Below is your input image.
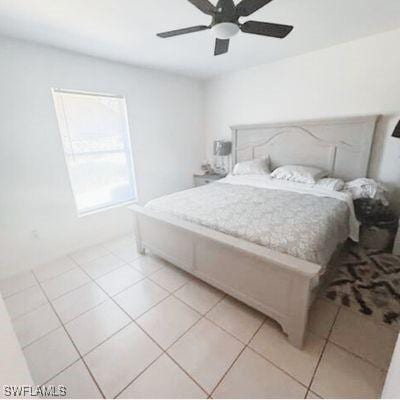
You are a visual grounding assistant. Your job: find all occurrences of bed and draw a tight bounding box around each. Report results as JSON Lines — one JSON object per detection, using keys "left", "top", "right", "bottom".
{"left": 129, "top": 115, "right": 378, "bottom": 348}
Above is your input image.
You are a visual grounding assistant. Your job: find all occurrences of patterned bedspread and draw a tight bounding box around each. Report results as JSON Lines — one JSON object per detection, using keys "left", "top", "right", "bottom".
{"left": 146, "top": 182, "right": 350, "bottom": 265}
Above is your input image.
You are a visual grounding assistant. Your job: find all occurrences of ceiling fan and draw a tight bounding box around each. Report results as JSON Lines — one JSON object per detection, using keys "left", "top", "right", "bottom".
{"left": 157, "top": 0, "right": 294, "bottom": 56}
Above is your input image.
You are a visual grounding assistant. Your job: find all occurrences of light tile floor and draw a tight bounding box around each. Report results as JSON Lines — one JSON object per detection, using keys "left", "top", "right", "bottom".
{"left": 1, "top": 234, "right": 398, "bottom": 399}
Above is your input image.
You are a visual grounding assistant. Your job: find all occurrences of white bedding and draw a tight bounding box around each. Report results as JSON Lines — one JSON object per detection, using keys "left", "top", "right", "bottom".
{"left": 147, "top": 174, "right": 358, "bottom": 265}
{"left": 220, "top": 174, "right": 360, "bottom": 242}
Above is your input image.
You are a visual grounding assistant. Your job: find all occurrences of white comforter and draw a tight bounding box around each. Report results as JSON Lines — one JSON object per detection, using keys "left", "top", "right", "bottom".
{"left": 147, "top": 174, "right": 358, "bottom": 265}
{"left": 220, "top": 174, "right": 360, "bottom": 242}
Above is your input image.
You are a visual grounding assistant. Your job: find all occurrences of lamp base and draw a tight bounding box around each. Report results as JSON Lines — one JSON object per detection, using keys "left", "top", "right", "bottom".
{"left": 213, "top": 155, "right": 230, "bottom": 175}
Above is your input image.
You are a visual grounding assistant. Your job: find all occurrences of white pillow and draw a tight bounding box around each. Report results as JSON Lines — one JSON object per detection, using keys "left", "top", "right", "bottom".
{"left": 232, "top": 157, "right": 271, "bottom": 175}
{"left": 316, "top": 177, "right": 344, "bottom": 191}
{"left": 271, "top": 165, "right": 327, "bottom": 184}
{"left": 344, "top": 178, "right": 389, "bottom": 205}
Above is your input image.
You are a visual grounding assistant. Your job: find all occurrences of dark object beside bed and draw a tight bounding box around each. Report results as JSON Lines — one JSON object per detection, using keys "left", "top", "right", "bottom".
{"left": 355, "top": 199, "right": 399, "bottom": 252}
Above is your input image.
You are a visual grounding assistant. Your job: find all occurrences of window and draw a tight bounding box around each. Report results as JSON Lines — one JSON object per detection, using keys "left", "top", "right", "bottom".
{"left": 52, "top": 89, "right": 137, "bottom": 216}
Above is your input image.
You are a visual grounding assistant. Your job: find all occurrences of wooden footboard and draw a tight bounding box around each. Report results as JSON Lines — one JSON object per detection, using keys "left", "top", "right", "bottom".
{"left": 129, "top": 204, "right": 323, "bottom": 348}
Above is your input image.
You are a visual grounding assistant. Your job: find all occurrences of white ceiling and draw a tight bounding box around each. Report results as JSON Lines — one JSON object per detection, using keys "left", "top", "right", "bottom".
{"left": 0, "top": 0, "right": 399, "bottom": 79}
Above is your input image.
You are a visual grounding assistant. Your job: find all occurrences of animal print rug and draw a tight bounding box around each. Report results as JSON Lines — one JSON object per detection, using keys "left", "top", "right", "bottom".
{"left": 323, "top": 243, "right": 400, "bottom": 329}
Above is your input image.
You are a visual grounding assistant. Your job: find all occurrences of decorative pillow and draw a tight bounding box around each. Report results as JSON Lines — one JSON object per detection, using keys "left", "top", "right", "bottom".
{"left": 344, "top": 178, "right": 389, "bottom": 205}
{"left": 316, "top": 178, "right": 345, "bottom": 191}
{"left": 232, "top": 157, "right": 271, "bottom": 175}
{"left": 271, "top": 165, "right": 327, "bottom": 184}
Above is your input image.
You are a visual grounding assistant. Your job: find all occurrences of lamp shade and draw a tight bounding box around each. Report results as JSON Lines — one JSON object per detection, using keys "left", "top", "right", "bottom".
{"left": 213, "top": 140, "right": 232, "bottom": 156}
{"left": 392, "top": 120, "right": 400, "bottom": 138}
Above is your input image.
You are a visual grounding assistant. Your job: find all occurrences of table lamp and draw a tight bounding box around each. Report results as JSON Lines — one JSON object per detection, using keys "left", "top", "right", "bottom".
{"left": 213, "top": 140, "right": 232, "bottom": 174}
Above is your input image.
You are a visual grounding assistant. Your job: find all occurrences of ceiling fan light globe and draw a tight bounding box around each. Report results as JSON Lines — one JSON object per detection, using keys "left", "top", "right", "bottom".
{"left": 211, "top": 22, "right": 240, "bottom": 39}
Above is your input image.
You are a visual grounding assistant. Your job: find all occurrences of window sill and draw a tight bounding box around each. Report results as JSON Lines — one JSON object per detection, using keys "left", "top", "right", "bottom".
{"left": 77, "top": 199, "right": 138, "bottom": 218}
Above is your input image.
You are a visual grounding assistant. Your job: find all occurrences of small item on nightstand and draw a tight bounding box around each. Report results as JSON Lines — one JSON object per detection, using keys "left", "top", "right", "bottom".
{"left": 200, "top": 160, "right": 213, "bottom": 175}
{"left": 193, "top": 172, "right": 227, "bottom": 187}
{"left": 355, "top": 198, "right": 399, "bottom": 252}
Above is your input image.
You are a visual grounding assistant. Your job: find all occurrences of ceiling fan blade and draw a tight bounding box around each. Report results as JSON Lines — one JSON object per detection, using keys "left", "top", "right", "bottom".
{"left": 236, "top": 0, "right": 274, "bottom": 17}
{"left": 214, "top": 38, "right": 230, "bottom": 56}
{"left": 157, "top": 25, "right": 210, "bottom": 38}
{"left": 241, "top": 21, "right": 293, "bottom": 38}
{"left": 187, "top": 0, "right": 217, "bottom": 15}
{"left": 217, "top": 0, "right": 236, "bottom": 18}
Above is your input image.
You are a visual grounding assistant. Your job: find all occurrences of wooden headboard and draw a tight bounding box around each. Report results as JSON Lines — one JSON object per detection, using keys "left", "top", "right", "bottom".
{"left": 231, "top": 115, "right": 379, "bottom": 181}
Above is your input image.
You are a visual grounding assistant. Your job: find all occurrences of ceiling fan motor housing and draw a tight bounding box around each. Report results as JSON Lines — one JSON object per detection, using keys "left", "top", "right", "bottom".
{"left": 211, "top": 0, "right": 240, "bottom": 39}
{"left": 211, "top": 22, "right": 240, "bottom": 39}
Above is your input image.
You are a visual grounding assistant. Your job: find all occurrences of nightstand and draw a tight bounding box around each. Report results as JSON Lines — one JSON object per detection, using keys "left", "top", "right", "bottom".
{"left": 193, "top": 173, "right": 226, "bottom": 187}
{"left": 355, "top": 199, "right": 399, "bottom": 252}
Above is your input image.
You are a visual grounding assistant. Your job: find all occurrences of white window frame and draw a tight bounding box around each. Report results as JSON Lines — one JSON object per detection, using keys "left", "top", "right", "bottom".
{"left": 52, "top": 88, "right": 138, "bottom": 217}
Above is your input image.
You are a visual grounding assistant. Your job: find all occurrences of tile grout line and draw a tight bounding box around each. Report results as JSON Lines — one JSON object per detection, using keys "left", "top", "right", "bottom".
{"left": 106, "top": 244, "right": 143, "bottom": 268}
{"left": 170, "top": 286, "right": 391, "bottom": 397}
{"left": 79, "top": 321, "right": 134, "bottom": 358}
{"left": 31, "top": 271, "right": 107, "bottom": 399}
{"left": 24, "top": 276, "right": 122, "bottom": 332}
{"left": 113, "top": 313, "right": 212, "bottom": 400}
{"left": 110, "top": 275, "right": 230, "bottom": 397}
{"left": 327, "top": 340, "right": 390, "bottom": 372}
{"left": 5, "top": 264, "right": 83, "bottom": 319}
{"left": 103, "top": 264, "right": 228, "bottom": 397}
{"left": 170, "top": 291, "right": 271, "bottom": 347}
{"left": 36, "top": 267, "right": 78, "bottom": 283}
{"left": 0, "top": 243, "right": 111, "bottom": 300}
{"left": 112, "top": 352, "right": 166, "bottom": 399}
{"left": 99, "top": 273, "right": 147, "bottom": 298}
{"left": 94, "top": 292, "right": 209, "bottom": 397}
{"left": 246, "top": 344, "right": 310, "bottom": 391}
{"left": 76, "top": 257, "right": 212, "bottom": 398}
{"left": 39, "top": 269, "right": 92, "bottom": 302}
{"left": 209, "top": 315, "right": 267, "bottom": 397}
{"left": 32, "top": 269, "right": 102, "bottom": 390}
{"left": 20, "top": 323, "right": 62, "bottom": 350}
{"left": 53, "top": 297, "right": 110, "bottom": 327}
{"left": 166, "top": 287, "right": 313, "bottom": 393}
{"left": 34, "top": 260, "right": 78, "bottom": 285}
{"left": 305, "top": 303, "right": 342, "bottom": 398}
{"left": 1, "top": 283, "right": 38, "bottom": 300}
{"left": 1, "top": 235, "right": 137, "bottom": 309}
{"left": 77, "top": 258, "right": 156, "bottom": 325}
{"left": 7, "top": 259, "right": 183, "bottom": 329}
{"left": 49, "top": 262, "right": 167, "bottom": 328}
{"left": 10, "top": 299, "right": 52, "bottom": 327}
{"left": 69, "top": 243, "right": 113, "bottom": 265}
{"left": 77, "top": 249, "right": 169, "bottom": 299}
{"left": 82, "top": 261, "right": 130, "bottom": 281}
{"left": 164, "top": 352, "right": 210, "bottom": 398}
{"left": 63, "top": 256, "right": 195, "bottom": 357}
{"left": 41, "top": 255, "right": 129, "bottom": 388}
{"left": 324, "top": 306, "right": 393, "bottom": 372}
{"left": 115, "top": 285, "right": 229, "bottom": 397}
{"left": 323, "top": 294, "right": 400, "bottom": 333}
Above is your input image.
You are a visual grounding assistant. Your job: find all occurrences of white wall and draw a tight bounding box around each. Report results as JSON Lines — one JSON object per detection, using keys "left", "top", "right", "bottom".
{"left": 204, "top": 28, "right": 400, "bottom": 210}
{"left": 0, "top": 36, "right": 204, "bottom": 279}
